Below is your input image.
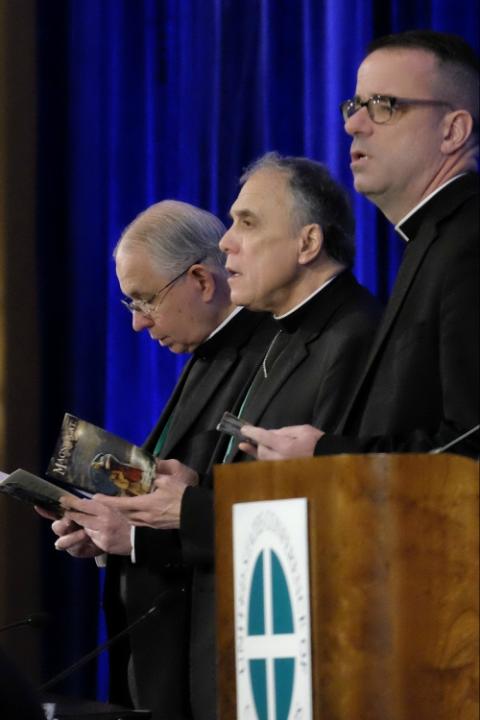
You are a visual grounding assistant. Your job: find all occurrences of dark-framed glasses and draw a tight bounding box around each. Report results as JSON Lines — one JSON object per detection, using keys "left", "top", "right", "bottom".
{"left": 340, "top": 94, "right": 453, "bottom": 124}
{"left": 121, "top": 257, "right": 203, "bottom": 316}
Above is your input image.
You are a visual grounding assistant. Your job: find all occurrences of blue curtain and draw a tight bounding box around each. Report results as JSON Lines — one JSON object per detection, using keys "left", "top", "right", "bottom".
{"left": 35, "top": 0, "right": 479, "bottom": 699}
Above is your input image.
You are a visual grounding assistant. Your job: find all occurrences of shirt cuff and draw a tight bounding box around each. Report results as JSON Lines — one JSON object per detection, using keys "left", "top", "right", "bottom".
{"left": 130, "top": 526, "right": 136, "bottom": 563}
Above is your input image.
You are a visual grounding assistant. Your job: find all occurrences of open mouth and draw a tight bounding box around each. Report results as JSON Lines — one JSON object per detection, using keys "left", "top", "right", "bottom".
{"left": 150, "top": 334, "right": 168, "bottom": 346}
{"left": 350, "top": 150, "right": 367, "bottom": 163}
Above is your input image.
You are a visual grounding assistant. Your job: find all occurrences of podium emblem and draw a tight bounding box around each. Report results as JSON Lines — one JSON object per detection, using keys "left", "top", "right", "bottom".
{"left": 233, "top": 498, "right": 312, "bottom": 720}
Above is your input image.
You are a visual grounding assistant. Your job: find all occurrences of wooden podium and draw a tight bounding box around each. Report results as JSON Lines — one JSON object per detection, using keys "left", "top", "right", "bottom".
{"left": 214, "top": 453, "right": 479, "bottom": 720}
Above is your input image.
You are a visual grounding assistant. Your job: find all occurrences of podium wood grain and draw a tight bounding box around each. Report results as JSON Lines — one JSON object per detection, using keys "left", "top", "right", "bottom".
{"left": 214, "top": 453, "right": 479, "bottom": 720}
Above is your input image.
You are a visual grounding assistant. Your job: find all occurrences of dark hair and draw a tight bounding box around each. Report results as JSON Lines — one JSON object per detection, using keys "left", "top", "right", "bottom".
{"left": 240, "top": 152, "right": 355, "bottom": 267}
{"left": 367, "top": 30, "right": 479, "bottom": 132}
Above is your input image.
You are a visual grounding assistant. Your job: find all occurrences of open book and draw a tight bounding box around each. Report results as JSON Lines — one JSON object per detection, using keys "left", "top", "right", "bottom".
{"left": 0, "top": 413, "right": 156, "bottom": 515}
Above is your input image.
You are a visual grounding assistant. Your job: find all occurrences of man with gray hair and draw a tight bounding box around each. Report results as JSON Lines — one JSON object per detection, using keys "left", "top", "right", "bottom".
{"left": 86, "top": 153, "right": 382, "bottom": 718}
{"left": 46, "top": 199, "right": 276, "bottom": 719}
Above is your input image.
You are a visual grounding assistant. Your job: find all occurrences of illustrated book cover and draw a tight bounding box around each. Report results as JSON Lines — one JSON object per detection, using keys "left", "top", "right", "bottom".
{"left": 0, "top": 413, "right": 156, "bottom": 515}
{"left": 46, "top": 413, "right": 156, "bottom": 497}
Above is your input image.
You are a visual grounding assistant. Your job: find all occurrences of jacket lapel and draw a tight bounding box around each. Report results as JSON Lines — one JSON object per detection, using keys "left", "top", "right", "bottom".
{"left": 360, "top": 221, "right": 436, "bottom": 376}
{"left": 229, "top": 273, "right": 357, "bottom": 459}
{"left": 240, "top": 339, "right": 308, "bottom": 427}
{"left": 160, "top": 349, "right": 241, "bottom": 457}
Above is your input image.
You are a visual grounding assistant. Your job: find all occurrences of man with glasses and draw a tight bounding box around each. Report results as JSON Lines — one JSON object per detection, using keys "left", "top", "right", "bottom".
{"left": 71, "top": 153, "right": 381, "bottom": 719}
{"left": 240, "top": 30, "right": 479, "bottom": 459}
{"left": 45, "top": 199, "right": 276, "bottom": 720}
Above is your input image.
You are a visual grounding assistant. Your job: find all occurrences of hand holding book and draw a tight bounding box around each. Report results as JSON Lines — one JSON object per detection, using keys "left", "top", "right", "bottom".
{"left": 91, "top": 458, "right": 199, "bottom": 530}
{"left": 57, "top": 495, "right": 133, "bottom": 556}
{"left": 0, "top": 413, "right": 157, "bottom": 516}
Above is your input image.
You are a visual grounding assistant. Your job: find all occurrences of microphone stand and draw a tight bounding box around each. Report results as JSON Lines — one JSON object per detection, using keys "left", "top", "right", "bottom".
{"left": 0, "top": 612, "right": 49, "bottom": 633}
{"left": 39, "top": 590, "right": 174, "bottom": 692}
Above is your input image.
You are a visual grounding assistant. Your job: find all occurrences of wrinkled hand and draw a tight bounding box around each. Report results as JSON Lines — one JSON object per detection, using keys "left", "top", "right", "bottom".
{"left": 239, "top": 424, "right": 324, "bottom": 460}
{"left": 94, "top": 459, "right": 199, "bottom": 529}
{"left": 58, "top": 494, "right": 133, "bottom": 556}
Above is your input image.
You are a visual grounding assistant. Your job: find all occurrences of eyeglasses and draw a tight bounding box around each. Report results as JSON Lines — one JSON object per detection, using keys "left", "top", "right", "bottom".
{"left": 340, "top": 94, "right": 453, "bottom": 124}
{"left": 121, "top": 258, "right": 203, "bottom": 316}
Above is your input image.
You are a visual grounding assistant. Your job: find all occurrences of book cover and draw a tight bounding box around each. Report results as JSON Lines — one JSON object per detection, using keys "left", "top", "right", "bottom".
{"left": 46, "top": 413, "right": 156, "bottom": 497}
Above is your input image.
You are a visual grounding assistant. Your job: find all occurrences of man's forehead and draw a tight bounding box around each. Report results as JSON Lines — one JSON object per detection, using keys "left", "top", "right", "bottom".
{"left": 356, "top": 47, "right": 438, "bottom": 95}
{"left": 230, "top": 169, "right": 291, "bottom": 215}
{"left": 116, "top": 246, "right": 168, "bottom": 294}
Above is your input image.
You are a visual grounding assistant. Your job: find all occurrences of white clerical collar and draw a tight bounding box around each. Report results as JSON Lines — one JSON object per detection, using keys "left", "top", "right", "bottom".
{"left": 274, "top": 273, "right": 339, "bottom": 320}
{"left": 395, "top": 173, "right": 467, "bottom": 242}
{"left": 206, "top": 305, "right": 243, "bottom": 341}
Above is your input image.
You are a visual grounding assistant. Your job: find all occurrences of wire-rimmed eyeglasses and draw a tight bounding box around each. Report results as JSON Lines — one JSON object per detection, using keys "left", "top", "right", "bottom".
{"left": 121, "top": 257, "right": 204, "bottom": 316}
{"left": 340, "top": 94, "right": 453, "bottom": 124}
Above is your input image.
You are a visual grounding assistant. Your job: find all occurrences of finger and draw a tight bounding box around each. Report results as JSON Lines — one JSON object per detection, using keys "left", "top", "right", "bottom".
{"left": 152, "top": 475, "right": 173, "bottom": 489}
{"left": 91, "top": 494, "right": 134, "bottom": 508}
{"left": 240, "top": 426, "right": 283, "bottom": 449}
{"left": 65, "top": 507, "right": 115, "bottom": 531}
{"left": 60, "top": 495, "right": 96, "bottom": 514}
{"left": 256, "top": 446, "right": 284, "bottom": 461}
{"left": 154, "top": 458, "right": 176, "bottom": 473}
{"left": 54, "top": 528, "right": 89, "bottom": 550}
{"left": 34, "top": 506, "right": 59, "bottom": 521}
{"left": 52, "top": 516, "right": 80, "bottom": 534}
{"left": 238, "top": 441, "right": 258, "bottom": 458}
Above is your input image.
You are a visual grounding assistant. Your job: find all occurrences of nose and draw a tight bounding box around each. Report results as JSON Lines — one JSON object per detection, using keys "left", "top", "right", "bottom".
{"left": 219, "top": 226, "right": 238, "bottom": 254}
{"left": 132, "top": 311, "right": 154, "bottom": 332}
{"left": 344, "top": 106, "right": 372, "bottom": 137}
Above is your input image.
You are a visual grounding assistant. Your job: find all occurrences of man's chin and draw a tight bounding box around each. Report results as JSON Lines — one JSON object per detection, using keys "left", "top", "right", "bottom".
{"left": 157, "top": 340, "right": 185, "bottom": 354}
{"left": 352, "top": 173, "right": 383, "bottom": 200}
{"left": 229, "top": 289, "right": 250, "bottom": 307}
{"left": 352, "top": 174, "right": 370, "bottom": 194}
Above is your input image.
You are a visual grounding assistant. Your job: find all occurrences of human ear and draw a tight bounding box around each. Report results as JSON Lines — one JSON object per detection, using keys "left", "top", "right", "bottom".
{"left": 298, "top": 224, "right": 323, "bottom": 265}
{"left": 440, "top": 110, "right": 474, "bottom": 154}
{"left": 189, "top": 265, "right": 216, "bottom": 301}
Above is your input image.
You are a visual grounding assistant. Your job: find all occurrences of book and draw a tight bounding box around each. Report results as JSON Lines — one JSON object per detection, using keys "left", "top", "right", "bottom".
{"left": 46, "top": 413, "right": 156, "bottom": 497}
{"left": 0, "top": 413, "right": 156, "bottom": 516}
{"left": 0, "top": 468, "right": 78, "bottom": 517}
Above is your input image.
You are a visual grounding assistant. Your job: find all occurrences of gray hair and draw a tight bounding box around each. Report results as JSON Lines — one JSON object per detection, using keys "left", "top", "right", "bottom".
{"left": 240, "top": 152, "right": 356, "bottom": 267}
{"left": 114, "top": 200, "right": 226, "bottom": 276}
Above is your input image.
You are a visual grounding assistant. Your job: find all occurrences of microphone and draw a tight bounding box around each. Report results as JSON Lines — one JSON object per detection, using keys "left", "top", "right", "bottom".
{"left": 0, "top": 612, "right": 50, "bottom": 634}
{"left": 430, "top": 423, "right": 480, "bottom": 455}
{"left": 39, "top": 587, "right": 181, "bottom": 692}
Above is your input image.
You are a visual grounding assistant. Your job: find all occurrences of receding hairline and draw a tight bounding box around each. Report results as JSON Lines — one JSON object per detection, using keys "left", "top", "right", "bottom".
{"left": 363, "top": 41, "right": 479, "bottom": 125}
{"left": 235, "top": 164, "right": 307, "bottom": 231}
{"left": 113, "top": 199, "right": 227, "bottom": 277}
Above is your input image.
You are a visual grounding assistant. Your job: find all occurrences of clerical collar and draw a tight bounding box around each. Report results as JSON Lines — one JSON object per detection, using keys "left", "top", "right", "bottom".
{"left": 193, "top": 306, "right": 243, "bottom": 359}
{"left": 206, "top": 305, "right": 243, "bottom": 341}
{"left": 395, "top": 173, "right": 467, "bottom": 243}
{"left": 274, "top": 271, "right": 343, "bottom": 334}
{"left": 274, "top": 273, "right": 339, "bottom": 320}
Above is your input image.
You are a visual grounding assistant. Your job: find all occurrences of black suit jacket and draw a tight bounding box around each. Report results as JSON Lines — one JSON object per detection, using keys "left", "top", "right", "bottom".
{"left": 104, "top": 309, "right": 276, "bottom": 720}
{"left": 179, "top": 270, "right": 382, "bottom": 562}
{"left": 164, "top": 271, "right": 381, "bottom": 720}
{"left": 316, "top": 173, "right": 479, "bottom": 456}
